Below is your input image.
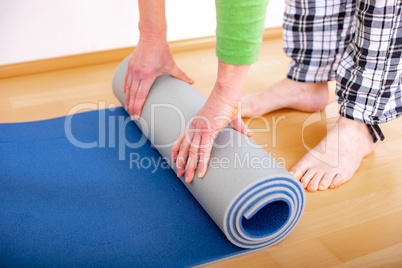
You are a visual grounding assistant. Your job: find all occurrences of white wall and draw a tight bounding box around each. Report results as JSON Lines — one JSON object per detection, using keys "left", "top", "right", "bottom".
{"left": 0, "top": 0, "right": 284, "bottom": 65}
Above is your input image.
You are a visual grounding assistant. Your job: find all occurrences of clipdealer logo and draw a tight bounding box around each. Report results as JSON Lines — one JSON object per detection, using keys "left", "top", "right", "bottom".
{"left": 63, "top": 101, "right": 289, "bottom": 168}
{"left": 128, "top": 151, "right": 285, "bottom": 173}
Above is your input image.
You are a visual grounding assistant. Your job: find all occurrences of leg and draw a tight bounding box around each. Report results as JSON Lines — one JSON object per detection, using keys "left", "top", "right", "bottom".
{"left": 291, "top": 0, "right": 402, "bottom": 191}
{"left": 241, "top": 0, "right": 356, "bottom": 117}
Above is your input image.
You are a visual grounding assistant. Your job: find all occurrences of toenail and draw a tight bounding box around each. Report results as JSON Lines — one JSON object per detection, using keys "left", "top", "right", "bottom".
{"left": 319, "top": 185, "right": 325, "bottom": 190}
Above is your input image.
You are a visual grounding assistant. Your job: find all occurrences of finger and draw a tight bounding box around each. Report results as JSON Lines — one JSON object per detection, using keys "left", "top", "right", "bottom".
{"left": 123, "top": 64, "right": 132, "bottom": 93}
{"left": 128, "top": 79, "right": 140, "bottom": 119}
{"left": 169, "top": 65, "right": 194, "bottom": 84}
{"left": 184, "top": 133, "right": 202, "bottom": 184}
{"left": 125, "top": 83, "right": 130, "bottom": 111}
{"left": 133, "top": 77, "right": 156, "bottom": 118}
{"left": 230, "top": 116, "right": 253, "bottom": 137}
{"left": 197, "top": 133, "right": 214, "bottom": 178}
{"left": 171, "top": 132, "right": 185, "bottom": 163}
{"left": 124, "top": 71, "right": 133, "bottom": 111}
{"left": 176, "top": 130, "right": 195, "bottom": 178}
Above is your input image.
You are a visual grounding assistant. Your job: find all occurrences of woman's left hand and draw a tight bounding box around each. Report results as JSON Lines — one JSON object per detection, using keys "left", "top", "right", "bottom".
{"left": 171, "top": 65, "right": 253, "bottom": 183}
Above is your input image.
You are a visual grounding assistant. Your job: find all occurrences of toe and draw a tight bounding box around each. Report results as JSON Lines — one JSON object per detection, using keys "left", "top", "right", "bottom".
{"left": 318, "top": 173, "right": 336, "bottom": 190}
{"left": 300, "top": 169, "right": 316, "bottom": 189}
{"left": 289, "top": 159, "right": 311, "bottom": 181}
{"left": 330, "top": 173, "right": 349, "bottom": 188}
{"left": 307, "top": 172, "right": 324, "bottom": 192}
{"left": 289, "top": 168, "right": 300, "bottom": 179}
{"left": 289, "top": 165, "right": 305, "bottom": 180}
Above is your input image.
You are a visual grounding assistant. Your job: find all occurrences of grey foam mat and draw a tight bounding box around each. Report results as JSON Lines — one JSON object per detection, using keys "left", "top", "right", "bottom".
{"left": 112, "top": 57, "right": 305, "bottom": 249}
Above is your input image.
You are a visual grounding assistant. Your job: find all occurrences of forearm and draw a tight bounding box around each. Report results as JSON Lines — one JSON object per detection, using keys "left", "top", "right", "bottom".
{"left": 138, "top": 0, "right": 167, "bottom": 42}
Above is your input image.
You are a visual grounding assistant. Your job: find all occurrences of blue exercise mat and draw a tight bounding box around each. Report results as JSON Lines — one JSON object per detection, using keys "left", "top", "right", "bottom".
{"left": 0, "top": 106, "right": 303, "bottom": 267}
{"left": 1, "top": 63, "right": 305, "bottom": 267}
{"left": 0, "top": 108, "right": 247, "bottom": 267}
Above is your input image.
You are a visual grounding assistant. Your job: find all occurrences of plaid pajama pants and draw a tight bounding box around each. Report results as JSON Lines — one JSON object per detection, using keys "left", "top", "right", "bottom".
{"left": 283, "top": 0, "right": 402, "bottom": 128}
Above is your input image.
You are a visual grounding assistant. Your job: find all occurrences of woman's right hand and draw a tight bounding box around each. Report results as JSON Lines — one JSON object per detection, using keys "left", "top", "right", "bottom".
{"left": 124, "top": 37, "right": 194, "bottom": 119}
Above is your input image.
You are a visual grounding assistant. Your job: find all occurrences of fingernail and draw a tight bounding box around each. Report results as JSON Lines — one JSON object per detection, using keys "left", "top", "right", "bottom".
{"left": 330, "top": 184, "right": 335, "bottom": 189}
{"left": 198, "top": 169, "right": 204, "bottom": 178}
{"left": 247, "top": 130, "right": 254, "bottom": 137}
{"left": 131, "top": 115, "right": 139, "bottom": 120}
{"left": 176, "top": 167, "right": 182, "bottom": 177}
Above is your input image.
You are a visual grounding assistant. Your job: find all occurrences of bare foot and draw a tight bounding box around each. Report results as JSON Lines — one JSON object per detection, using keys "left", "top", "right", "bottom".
{"left": 290, "top": 116, "right": 376, "bottom": 191}
{"left": 241, "top": 78, "right": 329, "bottom": 117}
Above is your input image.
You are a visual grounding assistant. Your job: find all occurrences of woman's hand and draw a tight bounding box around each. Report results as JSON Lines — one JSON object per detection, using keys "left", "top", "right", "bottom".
{"left": 171, "top": 60, "right": 252, "bottom": 183}
{"left": 124, "top": 38, "right": 193, "bottom": 119}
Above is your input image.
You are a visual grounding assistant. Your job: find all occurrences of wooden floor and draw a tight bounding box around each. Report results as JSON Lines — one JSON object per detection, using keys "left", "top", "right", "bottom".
{"left": 1, "top": 38, "right": 402, "bottom": 267}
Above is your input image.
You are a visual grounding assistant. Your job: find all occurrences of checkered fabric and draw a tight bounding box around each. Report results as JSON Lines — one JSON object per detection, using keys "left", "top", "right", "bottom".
{"left": 283, "top": 0, "right": 402, "bottom": 125}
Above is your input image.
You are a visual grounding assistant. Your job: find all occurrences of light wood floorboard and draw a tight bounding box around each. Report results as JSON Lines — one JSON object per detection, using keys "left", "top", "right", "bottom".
{"left": 1, "top": 38, "right": 401, "bottom": 267}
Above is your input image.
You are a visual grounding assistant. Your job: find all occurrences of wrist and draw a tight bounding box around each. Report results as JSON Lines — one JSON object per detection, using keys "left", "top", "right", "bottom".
{"left": 214, "top": 60, "right": 250, "bottom": 103}
{"left": 138, "top": 19, "right": 167, "bottom": 42}
{"left": 210, "top": 84, "right": 241, "bottom": 112}
{"left": 213, "top": 82, "right": 241, "bottom": 105}
{"left": 138, "top": 30, "right": 167, "bottom": 44}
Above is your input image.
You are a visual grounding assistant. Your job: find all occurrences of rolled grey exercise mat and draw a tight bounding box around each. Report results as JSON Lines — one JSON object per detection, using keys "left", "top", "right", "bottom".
{"left": 112, "top": 57, "right": 305, "bottom": 249}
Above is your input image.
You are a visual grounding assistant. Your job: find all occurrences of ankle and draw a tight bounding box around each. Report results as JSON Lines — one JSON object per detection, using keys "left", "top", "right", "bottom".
{"left": 289, "top": 80, "right": 329, "bottom": 112}
{"left": 338, "top": 116, "right": 376, "bottom": 154}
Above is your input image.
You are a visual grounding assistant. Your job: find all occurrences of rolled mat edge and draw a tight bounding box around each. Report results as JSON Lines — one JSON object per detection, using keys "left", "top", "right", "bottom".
{"left": 112, "top": 57, "right": 305, "bottom": 249}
